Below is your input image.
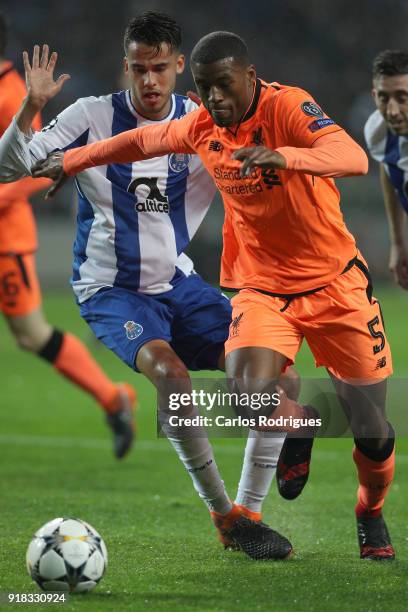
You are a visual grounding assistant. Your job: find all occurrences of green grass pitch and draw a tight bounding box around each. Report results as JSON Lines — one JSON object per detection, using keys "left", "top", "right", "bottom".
{"left": 0, "top": 287, "right": 407, "bottom": 611}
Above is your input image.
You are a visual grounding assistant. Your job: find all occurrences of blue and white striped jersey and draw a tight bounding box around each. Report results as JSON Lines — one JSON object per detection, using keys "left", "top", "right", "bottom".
{"left": 1, "top": 91, "right": 216, "bottom": 302}
{"left": 364, "top": 109, "right": 408, "bottom": 213}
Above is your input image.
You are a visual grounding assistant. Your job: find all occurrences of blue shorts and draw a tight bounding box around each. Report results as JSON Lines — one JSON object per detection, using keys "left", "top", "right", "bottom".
{"left": 79, "top": 273, "right": 232, "bottom": 371}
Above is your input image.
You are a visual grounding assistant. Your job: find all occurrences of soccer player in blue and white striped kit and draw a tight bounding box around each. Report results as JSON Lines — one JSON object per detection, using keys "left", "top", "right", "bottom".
{"left": 0, "top": 13, "right": 305, "bottom": 559}
{"left": 365, "top": 49, "right": 408, "bottom": 291}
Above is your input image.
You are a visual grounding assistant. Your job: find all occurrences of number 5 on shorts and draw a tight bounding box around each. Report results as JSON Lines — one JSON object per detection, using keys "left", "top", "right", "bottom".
{"left": 367, "top": 316, "right": 385, "bottom": 354}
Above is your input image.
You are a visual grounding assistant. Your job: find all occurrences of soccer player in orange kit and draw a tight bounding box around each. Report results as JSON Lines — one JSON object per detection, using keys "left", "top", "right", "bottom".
{"left": 0, "top": 14, "right": 136, "bottom": 459}
{"left": 28, "top": 31, "right": 397, "bottom": 560}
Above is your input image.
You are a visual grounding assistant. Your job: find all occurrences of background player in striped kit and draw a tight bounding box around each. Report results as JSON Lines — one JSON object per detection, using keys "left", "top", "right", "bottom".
{"left": 365, "top": 49, "right": 408, "bottom": 291}
{"left": 0, "top": 13, "right": 136, "bottom": 460}
{"left": 0, "top": 13, "right": 304, "bottom": 559}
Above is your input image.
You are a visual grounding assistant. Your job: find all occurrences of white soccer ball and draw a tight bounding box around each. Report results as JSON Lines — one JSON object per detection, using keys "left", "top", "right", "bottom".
{"left": 26, "top": 517, "right": 108, "bottom": 593}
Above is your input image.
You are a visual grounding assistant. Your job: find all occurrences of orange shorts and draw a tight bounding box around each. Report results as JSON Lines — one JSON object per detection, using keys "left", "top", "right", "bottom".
{"left": 0, "top": 253, "right": 42, "bottom": 317}
{"left": 225, "top": 260, "right": 393, "bottom": 383}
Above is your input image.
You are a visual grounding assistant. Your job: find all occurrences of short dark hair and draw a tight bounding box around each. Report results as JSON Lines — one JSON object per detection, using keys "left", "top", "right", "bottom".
{"left": 372, "top": 49, "right": 408, "bottom": 79}
{"left": 190, "top": 31, "right": 249, "bottom": 65}
{"left": 123, "top": 12, "right": 181, "bottom": 55}
{"left": 0, "top": 13, "right": 7, "bottom": 58}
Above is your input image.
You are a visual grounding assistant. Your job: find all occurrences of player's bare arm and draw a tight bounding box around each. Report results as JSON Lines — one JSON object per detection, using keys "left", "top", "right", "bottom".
{"left": 17, "top": 44, "right": 70, "bottom": 134}
{"left": 380, "top": 163, "right": 408, "bottom": 289}
{"left": 232, "top": 146, "right": 287, "bottom": 178}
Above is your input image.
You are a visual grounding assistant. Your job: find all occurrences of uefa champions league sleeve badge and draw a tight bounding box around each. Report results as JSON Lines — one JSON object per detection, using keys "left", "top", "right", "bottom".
{"left": 300, "top": 101, "right": 324, "bottom": 118}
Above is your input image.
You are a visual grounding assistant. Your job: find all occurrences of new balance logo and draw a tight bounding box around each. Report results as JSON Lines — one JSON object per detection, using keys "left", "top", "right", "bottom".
{"left": 375, "top": 356, "right": 387, "bottom": 370}
{"left": 209, "top": 140, "right": 223, "bottom": 151}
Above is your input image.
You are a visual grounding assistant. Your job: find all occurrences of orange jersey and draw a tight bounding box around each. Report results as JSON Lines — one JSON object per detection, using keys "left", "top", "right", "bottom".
{"left": 0, "top": 61, "right": 49, "bottom": 253}
{"left": 64, "top": 79, "right": 368, "bottom": 294}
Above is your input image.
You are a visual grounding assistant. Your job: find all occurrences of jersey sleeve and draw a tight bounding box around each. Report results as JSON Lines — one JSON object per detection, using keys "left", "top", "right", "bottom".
{"left": 28, "top": 98, "right": 91, "bottom": 162}
{"left": 0, "top": 98, "right": 91, "bottom": 182}
{"left": 276, "top": 130, "right": 368, "bottom": 177}
{"left": 363, "top": 110, "right": 388, "bottom": 163}
{"left": 63, "top": 109, "right": 199, "bottom": 176}
{"left": 274, "top": 87, "right": 343, "bottom": 147}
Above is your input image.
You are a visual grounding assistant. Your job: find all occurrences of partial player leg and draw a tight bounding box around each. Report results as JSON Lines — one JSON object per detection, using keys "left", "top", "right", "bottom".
{"left": 1, "top": 253, "right": 135, "bottom": 458}
{"left": 167, "top": 275, "right": 295, "bottom": 551}
{"left": 137, "top": 339, "right": 234, "bottom": 515}
{"left": 235, "top": 366, "right": 304, "bottom": 513}
{"left": 235, "top": 431, "right": 282, "bottom": 514}
{"left": 330, "top": 375, "right": 395, "bottom": 561}
{"left": 301, "top": 260, "right": 395, "bottom": 560}
{"left": 225, "top": 290, "right": 317, "bottom": 510}
{"left": 137, "top": 339, "right": 292, "bottom": 560}
{"left": 170, "top": 276, "right": 309, "bottom": 522}
{"left": 7, "top": 309, "right": 136, "bottom": 457}
{"left": 274, "top": 366, "right": 315, "bottom": 500}
{"left": 226, "top": 346, "right": 313, "bottom": 555}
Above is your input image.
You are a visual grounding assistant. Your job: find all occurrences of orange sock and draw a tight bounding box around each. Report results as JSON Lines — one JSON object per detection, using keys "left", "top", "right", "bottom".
{"left": 235, "top": 504, "right": 262, "bottom": 522}
{"left": 353, "top": 445, "right": 395, "bottom": 517}
{"left": 211, "top": 503, "right": 241, "bottom": 531}
{"left": 53, "top": 332, "right": 119, "bottom": 412}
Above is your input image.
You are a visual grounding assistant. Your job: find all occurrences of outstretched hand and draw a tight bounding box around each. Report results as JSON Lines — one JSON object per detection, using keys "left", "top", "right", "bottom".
{"left": 23, "top": 44, "right": 70, "bottom": 111}
{"left": 32, "top": 152, "right": 67, "bottom": 199}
